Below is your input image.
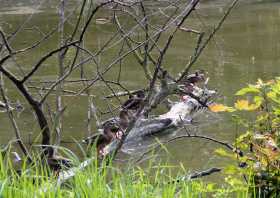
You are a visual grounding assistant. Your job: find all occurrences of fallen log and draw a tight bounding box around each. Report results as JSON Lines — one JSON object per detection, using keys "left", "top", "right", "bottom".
{"left": 102, "top": 85, "right": 216, "bottom": 155}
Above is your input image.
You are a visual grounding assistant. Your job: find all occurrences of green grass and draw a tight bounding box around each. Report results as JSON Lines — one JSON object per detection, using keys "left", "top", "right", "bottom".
{"left": 0, "top": 151, "right": 253, "bottom": 198}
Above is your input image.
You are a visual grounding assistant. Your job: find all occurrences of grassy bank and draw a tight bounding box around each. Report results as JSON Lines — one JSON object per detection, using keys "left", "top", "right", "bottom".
{"left": 0, "top": 152, "right": 252, "bottom": 198}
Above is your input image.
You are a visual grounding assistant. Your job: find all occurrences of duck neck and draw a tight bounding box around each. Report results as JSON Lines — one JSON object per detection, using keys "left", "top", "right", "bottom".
{"left": 119, "top": 110, "right": 129, "bottom": 129}
{"left": 104, "top": 128, "right": 115, "bottom": 140}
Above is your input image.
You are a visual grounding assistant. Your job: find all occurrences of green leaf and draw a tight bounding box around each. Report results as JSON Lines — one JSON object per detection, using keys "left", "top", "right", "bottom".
{"left": 206, "top": 183, "right": 216, "bottom": 192}
{"left": 215, "top": 148, "right": 234, "bottom": 158}
{"left": 224, "top": 165, "right": 238, "bottom": 174}
{"left": 234, "top": 99, "right": 260, "bottom": 111}
{"left": 254, "top": 96, "right": 263, "bottom": 106}
{"left": 225, "top": 176, "right": 244, "bottom": 186}
{"left": 236, "top": 131, "right": 251, "bottom": 144}
{"left": 0, "top": 179, "right": 6, "bottom": 196}
{"left": 235, "top": 87, "right": 260, "bottom": 96}
{"left": 267, "top": 91, "right": 280, "bottom": 104}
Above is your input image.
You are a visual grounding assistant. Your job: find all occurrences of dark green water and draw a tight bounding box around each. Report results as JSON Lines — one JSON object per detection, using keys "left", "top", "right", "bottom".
{"left": 0, "top": 0, "right": 280, "bottom": 172}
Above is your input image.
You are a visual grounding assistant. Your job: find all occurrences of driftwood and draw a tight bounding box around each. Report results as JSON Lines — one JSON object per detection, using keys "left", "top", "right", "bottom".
{"left": 102, "top": 84, "right": 216, "bottom": 155}
{"left": 172, "top": 167, "right": 222, "bottom": 183}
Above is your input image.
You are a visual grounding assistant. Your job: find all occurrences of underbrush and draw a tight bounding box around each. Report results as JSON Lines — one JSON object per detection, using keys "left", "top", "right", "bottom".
{"left": 212, "top": 78, "right": 280, "bottom": 197}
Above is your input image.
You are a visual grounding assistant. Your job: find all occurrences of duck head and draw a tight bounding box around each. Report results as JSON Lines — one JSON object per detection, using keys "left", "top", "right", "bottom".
{"left": 135, "top": 90, "right": 145, "bottom": 99}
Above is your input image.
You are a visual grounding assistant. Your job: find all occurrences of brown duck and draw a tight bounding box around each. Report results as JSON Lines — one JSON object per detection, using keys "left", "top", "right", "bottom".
{"left": 182, "top": 70, "right": 205, "bottom": 85}
{"left": 84, "top": 118, "right": 125, "bottom": 156}
{"left": 122, "top": 90, "right": 145, "bottom": 111}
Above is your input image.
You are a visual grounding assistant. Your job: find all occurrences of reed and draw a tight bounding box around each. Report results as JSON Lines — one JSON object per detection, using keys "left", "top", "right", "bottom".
{"left": 0, "top": 150, "right": 253, "bottom": 198}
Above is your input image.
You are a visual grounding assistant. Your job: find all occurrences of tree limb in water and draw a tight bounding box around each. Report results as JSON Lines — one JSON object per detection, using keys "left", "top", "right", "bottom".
{"left": 173, "top": 167, "right": 222, "bottom": 183}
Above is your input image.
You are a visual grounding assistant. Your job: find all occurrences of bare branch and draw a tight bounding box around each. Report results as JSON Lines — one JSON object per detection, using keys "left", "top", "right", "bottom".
{"left": 21, "top": 41, "right": 79, "bottom": 83}
{"left": 0, "top": 74, "right": 32, "bottom": 163}
{"left": 176, "top": 0, "right": 239, "bottom": 82}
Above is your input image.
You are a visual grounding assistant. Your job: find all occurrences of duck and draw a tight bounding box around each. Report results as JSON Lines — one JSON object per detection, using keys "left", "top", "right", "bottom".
{"left": 179, "top": 84, "right": 194, "bottom": 102}
{"left": 83, "top": 118, "right": 125, "bottom": 157}
{"left": 122, "top": 90, "right": 145, "bottom": 111}
{"left": 182, "top": 70, "right": 205, "bottom": 85}
{"left": 83, "top": 91, "right": 145, "bottom": 157}
{"left": 179, "top": 70, "right": 206, "bottom": 102}
{"left": 119, "top": 109, "right": 130, "bottom": 130}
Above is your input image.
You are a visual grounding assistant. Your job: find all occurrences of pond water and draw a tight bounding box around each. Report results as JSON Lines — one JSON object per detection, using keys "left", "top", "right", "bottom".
{"left": 0, "top": 0, "right": 280, "bottom": 174}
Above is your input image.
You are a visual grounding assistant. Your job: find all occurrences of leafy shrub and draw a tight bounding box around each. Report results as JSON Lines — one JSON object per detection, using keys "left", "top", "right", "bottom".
{"left": 212, "top": 79, "right": 280, "bottom": 197}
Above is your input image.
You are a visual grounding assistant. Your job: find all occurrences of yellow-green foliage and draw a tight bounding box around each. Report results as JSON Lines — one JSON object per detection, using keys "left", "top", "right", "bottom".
{"left": 215, "top": 78, "right": 280, "bottom": 197}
